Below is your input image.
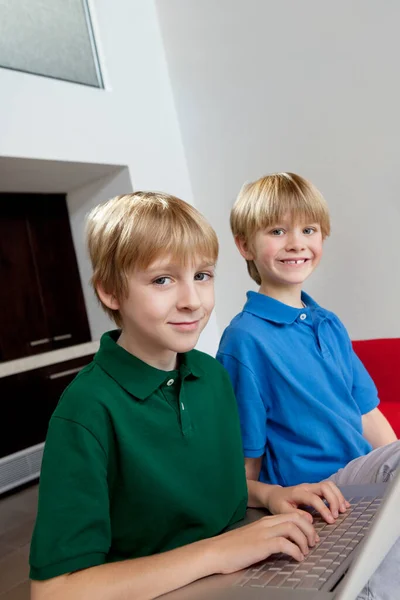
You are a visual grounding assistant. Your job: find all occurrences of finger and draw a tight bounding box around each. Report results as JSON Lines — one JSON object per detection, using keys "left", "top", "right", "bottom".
{"left": 275, "top": 501, "right": 314, "bottom": 523}
{"left": 270, "top": 536, "right": 305, "bottom": 562}
{"left": 279, "top": 522, "right": 311, "bottom": 556}
{"left": 294, "top": 508, "right": 318, "bottom": 528}
{"left": 262, "top": 513, "right": 318, "bottom": 547}
{"left": 260, "top": 512, "right": 312, "bottom": 528}
{"left": 323, "top": 481, "right": 350, "bottom": 513}
{"left": 260, "top": 521, "right": 310, "bottom": 556}
{"left": 318, "top": 482, "right": 341, "bottom": 518}
{"left": 295, "top": 490, "right": 336, "bottom": 523}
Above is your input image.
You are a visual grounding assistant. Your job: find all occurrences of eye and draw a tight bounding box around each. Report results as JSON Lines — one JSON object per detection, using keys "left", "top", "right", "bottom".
{"left": 303, "top": 227, "right": 316, "bottom": 235}
{"left": 194, "top": 272, "right": 213, "bottom": 281}
{"left": 153, "top": 276, "right": 172, "bottom": 286}
{"left": 271, "top": 228, "right": 285, "bottom": 236}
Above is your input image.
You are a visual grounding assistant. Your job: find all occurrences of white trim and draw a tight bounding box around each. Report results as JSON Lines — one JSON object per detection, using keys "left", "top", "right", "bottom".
{"left": 0, "top": 341, "right": 99, "bottom": 379}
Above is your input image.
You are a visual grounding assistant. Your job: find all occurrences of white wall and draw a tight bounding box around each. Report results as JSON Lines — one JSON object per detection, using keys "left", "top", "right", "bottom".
{"left": 156, "top": 0, "right": 400, "bottom": 340}
{"left": 66, "top": 166, "right": 221, "bottom": 354}
{"left": 0, "top": 0, "right": 220, "bottom": 354}
{"left": 0, "top": 0, "right": 190, "bottom": 194}
{"left": 67, "top": 168, "right": 133, "bottom": 340}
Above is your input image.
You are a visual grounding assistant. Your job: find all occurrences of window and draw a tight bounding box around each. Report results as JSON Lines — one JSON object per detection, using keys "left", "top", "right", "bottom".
{"left": 0, "top": 0, "right": 103, "bottom": 87}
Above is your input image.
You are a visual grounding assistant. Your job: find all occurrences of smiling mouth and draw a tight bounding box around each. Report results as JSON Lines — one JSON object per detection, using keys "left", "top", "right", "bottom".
{"left": 279, "top": 259, "right": 310, "bottom": 265}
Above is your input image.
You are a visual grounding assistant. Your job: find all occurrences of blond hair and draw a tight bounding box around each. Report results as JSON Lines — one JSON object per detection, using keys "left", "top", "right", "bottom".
{"left": 231, "top": 172, "right": 331, "bottom": 285}
{"left": 86, "top": 191, "right": 218, "bottom": 325}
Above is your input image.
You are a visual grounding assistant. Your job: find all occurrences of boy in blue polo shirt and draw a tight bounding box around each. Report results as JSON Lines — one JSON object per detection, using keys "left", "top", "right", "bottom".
{"left": 217, "top": 172, "right": 400, "bottom": 600}
{"left": 30, "top": 191, "right": 347, "bottom": 600}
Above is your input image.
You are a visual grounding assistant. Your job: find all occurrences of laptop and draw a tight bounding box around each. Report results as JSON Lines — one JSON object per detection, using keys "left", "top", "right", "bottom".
{"left": 161, "top": 469, "right": 400, "bottom": 600}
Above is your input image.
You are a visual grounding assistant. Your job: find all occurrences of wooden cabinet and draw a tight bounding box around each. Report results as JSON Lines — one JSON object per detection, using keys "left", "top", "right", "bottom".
{"left": 0, "top": 369, "right": 44, "bottom": 458}
{"left": 0, "top": 354, "right": 94, "bottom": 460}
{"left": 0, "top": 200, "right": 49, "bottom": 361}
{"left": 0, "top": 194, "right": 91, "bottom": 361}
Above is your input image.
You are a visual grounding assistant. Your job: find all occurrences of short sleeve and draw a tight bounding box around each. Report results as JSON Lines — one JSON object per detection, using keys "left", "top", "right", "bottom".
{"left": 217, "top": 352, "right": 268, "bottom": 458}
{"left": 29, "top": 416, "right": 111, "bottom": 580}
{"left": 351, "top": 350, "right": 380, "bottom": 415}
{"left": 330, "top": 314, "right": 380, "bottom": 415}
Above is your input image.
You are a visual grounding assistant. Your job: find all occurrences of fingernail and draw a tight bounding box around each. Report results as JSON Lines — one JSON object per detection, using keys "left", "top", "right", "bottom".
{"left": 341, "top": 503, "right": 347, "bottom": 512}
{"left": 316, "top": 535, "right": 320, "bottom": 542}
{"left": 333, "top": 510, "right": 338, "bottom": 518}
{"left": 328, "top": 515, "right": 335, "bottom": 523}
{"left": 346, "top": 501, "right": 351, "bottom": 508}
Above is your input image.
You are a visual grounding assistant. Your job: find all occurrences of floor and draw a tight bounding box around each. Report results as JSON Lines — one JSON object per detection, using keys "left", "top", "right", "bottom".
{"left": 0, "top": 483, "right": 38, "bottom": 599}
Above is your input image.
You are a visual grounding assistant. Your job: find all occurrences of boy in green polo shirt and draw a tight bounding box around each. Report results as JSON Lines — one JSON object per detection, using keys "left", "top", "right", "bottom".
{"left": 30, "top": 192, "right": 347, "bottom": 600}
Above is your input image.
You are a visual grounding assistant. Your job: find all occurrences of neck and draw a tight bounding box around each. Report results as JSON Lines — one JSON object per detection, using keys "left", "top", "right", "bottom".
{"left": 258, "top": 282, "right": 303, "bottom": 308}
{"left": 117, "top": 331, "right": 178, "bottom": 371}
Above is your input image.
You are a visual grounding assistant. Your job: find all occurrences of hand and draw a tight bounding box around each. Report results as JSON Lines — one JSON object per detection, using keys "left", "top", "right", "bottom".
{"left": 267, "top": 481, "right": 351, "bottom": 524}
{"left": 211, "top": 512, "right": 319, "bottom": 575}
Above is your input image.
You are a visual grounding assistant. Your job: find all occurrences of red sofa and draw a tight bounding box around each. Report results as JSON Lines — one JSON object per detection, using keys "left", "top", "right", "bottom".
{"left": 352, "top": 338, "right": 400, "bottom": 437}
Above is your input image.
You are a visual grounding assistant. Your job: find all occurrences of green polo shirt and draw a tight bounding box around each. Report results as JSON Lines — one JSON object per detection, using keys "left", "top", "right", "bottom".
{"left": 29, "top": 330, "right": 248, "bottom": 580}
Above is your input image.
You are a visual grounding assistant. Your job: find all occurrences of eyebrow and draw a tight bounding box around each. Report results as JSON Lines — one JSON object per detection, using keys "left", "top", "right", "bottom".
{"left": 269, "top": 221, "right": 319, "bottom": 227}
{"left": 197, "top": 261, "right": 216, "bottom": 269}
{"left": 146, "top": 261, "right": 216, "bottom": 274}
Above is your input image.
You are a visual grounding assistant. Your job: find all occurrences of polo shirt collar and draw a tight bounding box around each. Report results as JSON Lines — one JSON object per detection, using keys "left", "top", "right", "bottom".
{"left": 243, "top": 290, "right": 319, "bottom": 324}
{"left": 94, "top": 330, "right": 201, "bottom": 400}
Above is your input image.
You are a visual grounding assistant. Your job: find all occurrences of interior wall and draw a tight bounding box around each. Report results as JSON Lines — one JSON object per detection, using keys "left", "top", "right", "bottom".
{"left": 0, "top": 0, "right": 191, "bottom": 195}
{"left": 156, "top": 0, "right": 400, "bottom": 340}
{"left": 0, "top": 0, "right": 221, "bottom": 354}
{"left": 67, "top": 168, "right": 132, "bottom": 340}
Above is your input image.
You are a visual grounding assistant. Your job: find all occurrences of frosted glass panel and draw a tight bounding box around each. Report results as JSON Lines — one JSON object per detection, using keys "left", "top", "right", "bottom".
{"left": 0, "top": 0, "right": 102, "bottom": 87}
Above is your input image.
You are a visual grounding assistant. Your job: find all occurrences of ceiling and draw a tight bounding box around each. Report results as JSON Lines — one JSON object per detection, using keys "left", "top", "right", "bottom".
{"left": 0, "top": 156, "right": 125, "bottom": 194}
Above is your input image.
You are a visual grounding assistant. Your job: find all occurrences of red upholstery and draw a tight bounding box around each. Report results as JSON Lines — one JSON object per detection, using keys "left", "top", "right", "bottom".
{"left": 352, "top": 338, "right": 400, "bottom": 437}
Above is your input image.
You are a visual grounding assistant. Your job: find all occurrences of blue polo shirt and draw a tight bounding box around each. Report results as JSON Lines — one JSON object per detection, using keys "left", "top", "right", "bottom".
{"left": 217, "top": 291, "right": 378, "bottom": 486}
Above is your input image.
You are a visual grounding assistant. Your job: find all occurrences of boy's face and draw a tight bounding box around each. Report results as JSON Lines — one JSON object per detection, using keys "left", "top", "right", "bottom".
{"left": 244, "top": 217, "right": 323, "bottom": 291}
{"left": 110, "top": 255, "right": 215, "bottom": 369}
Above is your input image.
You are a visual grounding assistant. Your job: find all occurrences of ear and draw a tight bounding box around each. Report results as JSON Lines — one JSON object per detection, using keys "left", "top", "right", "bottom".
{"left": 96, "top": 283, "right": 120, "bottom": 311}
{"left": 234, "top": 236, "right": 254, "bottom": 260}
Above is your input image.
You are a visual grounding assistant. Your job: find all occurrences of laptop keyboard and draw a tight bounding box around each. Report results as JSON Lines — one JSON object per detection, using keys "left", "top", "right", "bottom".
{"left": 235, "top": 495, "right": 382, "bottom": 591}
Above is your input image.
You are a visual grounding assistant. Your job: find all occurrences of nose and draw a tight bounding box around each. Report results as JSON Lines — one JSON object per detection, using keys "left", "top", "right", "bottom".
{"left": 177, "top": 281, "right": 202, "bottom": 312}
{"left": 285, "top": 230, "right": 306, "bottom": 252}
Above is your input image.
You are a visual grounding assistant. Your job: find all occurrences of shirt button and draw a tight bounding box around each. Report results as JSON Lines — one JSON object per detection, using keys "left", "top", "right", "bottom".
{"left": 166, "top": 378, "right": 174, "bottom": 386}
{"left": 300, "top": 313, "right": 307, "bottom": 320}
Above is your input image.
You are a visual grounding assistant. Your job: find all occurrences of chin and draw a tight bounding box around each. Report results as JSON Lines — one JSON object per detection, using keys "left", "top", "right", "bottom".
{"left": 172, "top": 336, "right": 201, "bottom": 354}
{"left": 288, "top": 278, "right": 308, "bottom": 285}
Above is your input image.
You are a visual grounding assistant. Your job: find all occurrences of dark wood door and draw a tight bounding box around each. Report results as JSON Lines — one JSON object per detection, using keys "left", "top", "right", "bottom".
{"left": 0, "top": 198, "right": 51, "bottom": 361}
{"left": 0, "top": 354, "right": 94, "bottom": 459}
{"left": 26, "top": 195, "right": 91, "bottom": 350}
{"left": 0, "top": 193, "right": 91, "bottom": 361}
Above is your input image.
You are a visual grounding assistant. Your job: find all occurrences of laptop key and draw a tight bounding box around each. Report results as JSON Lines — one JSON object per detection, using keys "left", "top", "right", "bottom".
{"left": 310, "top": 552, "right": 327, "bottom": 561}
{"left": 248, "top": 569, "right": 265, "bottom": 580}
{"left": 325, "top": 551, "right": 340, "bottom": 560}
{"left": 268, "top": 573, "right": 290, "bottom": 586}
{"left": 297, "top": 575, "right": 323, "bottom": 590}
{"left": 294, "top": 569, "right": 308, "bottom": 576}
{"left": 280, "top": 564, "right": 297, "bottom": 573}
{"left": 250, "top": 571, "right": 277, "bottom": 587}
